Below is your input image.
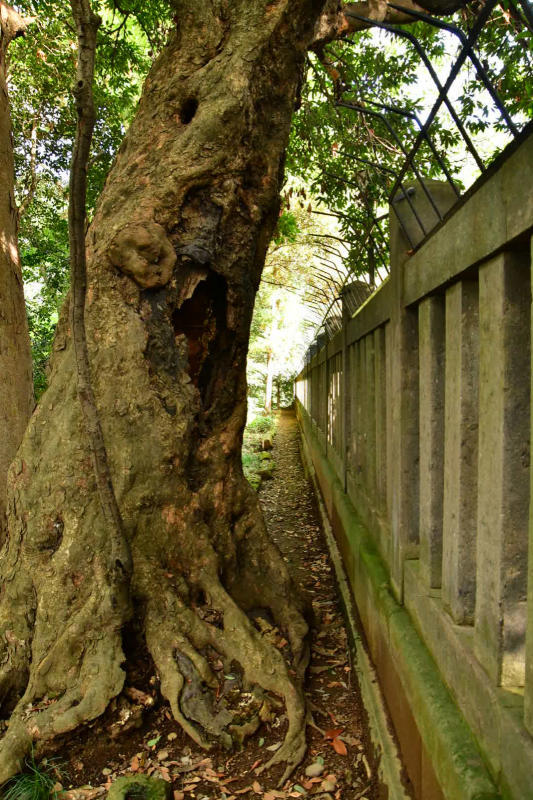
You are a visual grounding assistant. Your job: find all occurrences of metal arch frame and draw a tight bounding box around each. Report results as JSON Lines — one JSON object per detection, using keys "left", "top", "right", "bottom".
{"left": 386, "top": 0, "right": 506, "bottom": 204}
{"left": 309, "top": 207, "right": 389, "bottom": 253}
{"left": 344, "top": 11, "right": 485, "bottom": 171}
{"left": 338, "top": 150, "right": 424, "bottom": 246}
{"left": 387, "top": 0, "right": 521, "bottom": 136}
{"left": 319, "top": 168, "right": 393, "bottom": 263}
{"left": 337, "top": 101, "right": 447, "bottom": 226}
{"left": 344, "top": 95, "right": 461, "bottom": 194}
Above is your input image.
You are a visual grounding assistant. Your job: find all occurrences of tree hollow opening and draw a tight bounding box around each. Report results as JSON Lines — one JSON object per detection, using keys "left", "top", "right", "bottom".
{"left": 180, "top": 97, "right": 198, "bottom": 124}
{"left": 173, "top": 271, "right": 234, "bottom": 412}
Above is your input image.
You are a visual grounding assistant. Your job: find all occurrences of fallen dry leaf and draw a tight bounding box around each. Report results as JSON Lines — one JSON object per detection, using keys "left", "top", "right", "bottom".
{"left": 174, "top": 793, "right": 184, "bottom": 800}
{"left": 252, "top": 781, "right": 263, "bottom": 794}
{"left": 324, "top": 728, "right": 343, "bottom": 740}
{"left": 332, "top": 738, "right": 348, "bottom": 756}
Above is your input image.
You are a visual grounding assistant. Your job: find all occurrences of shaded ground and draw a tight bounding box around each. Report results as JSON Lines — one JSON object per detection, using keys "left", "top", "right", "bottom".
{"left": 26, "top": 410, "right": 380, "bottom": 800}
{"left": 260, "top": 411, "right": 380, "bottom": 800}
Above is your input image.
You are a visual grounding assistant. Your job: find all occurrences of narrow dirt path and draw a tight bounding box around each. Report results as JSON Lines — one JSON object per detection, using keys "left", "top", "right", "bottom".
{"left": 259, "top": 410, "right": 380, "bottom": 800}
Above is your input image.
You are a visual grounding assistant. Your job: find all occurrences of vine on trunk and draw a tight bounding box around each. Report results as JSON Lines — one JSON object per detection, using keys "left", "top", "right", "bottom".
{"left": 68, "top": 0, "right": 132, "bottom": 600}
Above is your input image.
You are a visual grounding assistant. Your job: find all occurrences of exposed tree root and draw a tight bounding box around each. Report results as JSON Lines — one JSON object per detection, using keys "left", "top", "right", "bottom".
{"left": 0, "top": 474, "right": 310, "bottom": 783}
{"left": 140, "top": 533, "right": 310, "bottom": 783}
{"left": 0, "top": 559, "right": 128, "bottom": 783}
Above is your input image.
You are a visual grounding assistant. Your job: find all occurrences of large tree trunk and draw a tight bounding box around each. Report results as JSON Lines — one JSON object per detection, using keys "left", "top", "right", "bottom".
{"left": 0, "top": 3, "right": 34, "bottom": 537}
{"left": 0, "top": 0, "right": 325, "bottom": 783}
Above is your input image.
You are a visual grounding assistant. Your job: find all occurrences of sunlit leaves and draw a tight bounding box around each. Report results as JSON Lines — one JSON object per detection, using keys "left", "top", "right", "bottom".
{"left": 9, "top": 0, "right": 173, "bottom": 394}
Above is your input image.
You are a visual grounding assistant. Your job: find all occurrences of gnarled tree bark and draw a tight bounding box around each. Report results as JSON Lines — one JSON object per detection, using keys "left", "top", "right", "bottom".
{"left": 0, "top": 3, "right": 34, "bottom": 538}
{"left": 0, "top": 0, "right": 326, "bottom": 784}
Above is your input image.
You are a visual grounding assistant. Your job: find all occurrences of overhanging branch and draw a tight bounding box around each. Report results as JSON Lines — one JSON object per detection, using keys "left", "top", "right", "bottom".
{"left": 312, "top": 0, "right": 468, "bottom": 47}
{"left": 0, "top": 2, "right": 34, "bottom": 59}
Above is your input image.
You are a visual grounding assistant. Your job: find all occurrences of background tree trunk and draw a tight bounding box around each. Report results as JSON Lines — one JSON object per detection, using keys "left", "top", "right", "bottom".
{"left": 0, "top": 3, "right": 34, "bottom": 537}
{"left": 265, "top": 349, "right": 274, "bottom": 413}
{"left": 0, "top": 0, "right": 326, "bottom": 782}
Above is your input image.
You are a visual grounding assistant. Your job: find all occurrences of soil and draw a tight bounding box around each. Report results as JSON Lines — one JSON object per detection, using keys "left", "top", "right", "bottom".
{"left": 28, "top": 410, "right": 383, "bottom": 800}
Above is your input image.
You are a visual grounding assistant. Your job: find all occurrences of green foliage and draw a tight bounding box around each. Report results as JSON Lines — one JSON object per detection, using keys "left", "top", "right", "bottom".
{"left": 242, "top": 414, "right": 277, "bottom": 490}
{"left": 247, "top": 414, "right": 275, "bottom": 434}
{"left": 2, "top": 754, "right": 64, "bottom": 800}
{"left": 9, "top": 0, "right": 173, "bottom": 395}
{"left": 287, "top": 6, "right": 532, "bottom": 260}
{"left": 19, "top": 180, "right": 70, "bottom": 398}
{"left": 273, "top": 211, "right": 300, "bottom": 245}
{"left": 7, "top": 0, "right": 532, "bottom": 400}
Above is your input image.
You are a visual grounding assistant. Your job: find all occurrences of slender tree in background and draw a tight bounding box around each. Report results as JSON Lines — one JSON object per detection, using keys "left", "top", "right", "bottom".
{"left": 0, "top": 3, "right": 34, "bottom": 535}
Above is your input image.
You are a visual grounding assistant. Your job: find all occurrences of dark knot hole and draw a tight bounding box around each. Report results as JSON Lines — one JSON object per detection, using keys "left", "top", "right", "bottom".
{"left": 180, "top": 97, "right": 198, "bottom": 124}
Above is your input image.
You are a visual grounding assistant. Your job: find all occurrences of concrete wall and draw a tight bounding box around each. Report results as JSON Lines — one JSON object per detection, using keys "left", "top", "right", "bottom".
{"left": 295, "top": 134, "right": 533, "bottom": 800}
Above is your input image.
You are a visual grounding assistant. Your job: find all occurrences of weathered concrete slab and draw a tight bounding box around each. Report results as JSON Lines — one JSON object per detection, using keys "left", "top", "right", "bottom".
{"left": 475, "top": 252, "right": 530, "bottom": 687}
{"left": 403, "top": 135, "right": 533, "bottom": 307}
{"left": 418, "top": 296, "right": 445, "bottom": 590}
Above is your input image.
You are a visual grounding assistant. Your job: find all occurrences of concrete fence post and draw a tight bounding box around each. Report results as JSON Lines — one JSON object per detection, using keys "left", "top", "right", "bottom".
{"left": 389, "top": 211, "right": 420, "bottom": 600}
{"left": 374, "top": 326, "right": 387, "bottom": 514}
{"left": 365, "top": 333, "right": 377, "bottom": 501}
{"left": 526, "top": 238, "right": 533, "bottom": 733}
{"left": 342, "top": 303, "right": 350, "bottom": 493}
{"left": 474, "top": 251, "right": 530, "bottom": 687}
{"left": 442, "top": 280, "right": 479, "bottom": 624}
{"left": 418, "top": 295, "right": 445, "bottom": 591}
{"left": 354, "top": 339, "right": 365, "bottom": 494}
